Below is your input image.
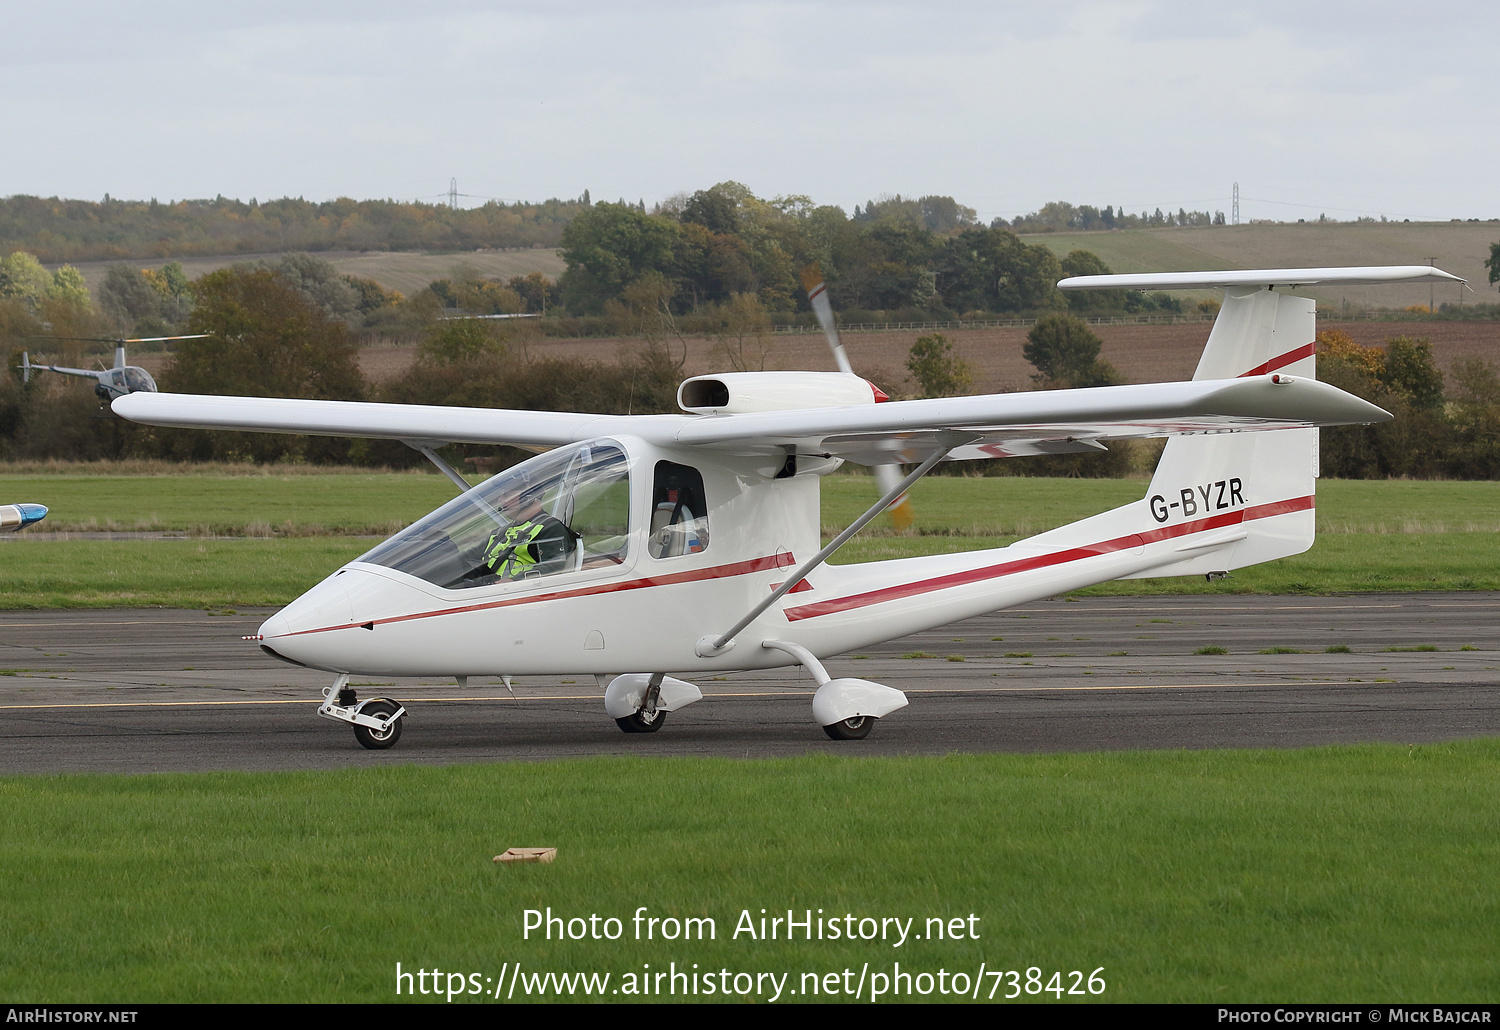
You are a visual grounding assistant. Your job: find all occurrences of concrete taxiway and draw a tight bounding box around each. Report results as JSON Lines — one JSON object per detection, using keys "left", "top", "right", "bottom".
{"left": 0, "top": 594, "right": 1496, "bottom": 773}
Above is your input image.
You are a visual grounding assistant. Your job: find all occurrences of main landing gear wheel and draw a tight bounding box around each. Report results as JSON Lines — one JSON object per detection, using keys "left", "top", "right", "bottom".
{"left": 615, "top": 709, "right": 667, "bottom": 734}
{"left": 354, "top": 699, "right": 404, "bottom": 750}
{"left": 823, "top": 716, "right": 873, "bottom": 741}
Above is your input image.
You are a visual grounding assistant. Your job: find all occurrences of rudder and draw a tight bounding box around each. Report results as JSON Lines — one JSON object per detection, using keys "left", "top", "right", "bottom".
{"left": 1131, "top": 288, "right": 1319, "bottom": 578}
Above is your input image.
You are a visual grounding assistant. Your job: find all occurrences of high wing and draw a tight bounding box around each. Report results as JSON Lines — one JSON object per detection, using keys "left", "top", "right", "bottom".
{"left": 112, "top": 374, "right": 1388, "bottom": 467}
{"left": 111, "top": 392, "right": 663, "bottom": 451}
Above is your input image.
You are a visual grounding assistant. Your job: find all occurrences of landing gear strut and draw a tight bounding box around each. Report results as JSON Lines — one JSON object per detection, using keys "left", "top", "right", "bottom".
{"left": 318, "top": 674, "right": 407, "bottom": 750}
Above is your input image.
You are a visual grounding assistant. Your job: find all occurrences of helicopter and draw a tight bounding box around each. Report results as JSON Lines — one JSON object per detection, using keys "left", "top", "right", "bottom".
{"left": 19, "top": 335, "right": 208, "bottom": 401}
{"left": 112, "top": 264, "right": 1460, "bottom": 749}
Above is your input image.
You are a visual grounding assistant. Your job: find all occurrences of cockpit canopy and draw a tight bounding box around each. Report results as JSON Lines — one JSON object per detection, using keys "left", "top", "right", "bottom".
{"left": 100, "top": 367, "right": 157, "bottom": 396}
{"left": 358, "top": 442, "right": 632, "bottom": 590}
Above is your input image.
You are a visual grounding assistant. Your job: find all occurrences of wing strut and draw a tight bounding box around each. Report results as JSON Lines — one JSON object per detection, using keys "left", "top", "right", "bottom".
{"left": 404, "top": 440, "right": 470, "bottom": 494}
{"left": 402, "top": 440, "right": 509, "bottom": 532}
{"left": 697, "top": 431, "right": 973, "bottom": 657}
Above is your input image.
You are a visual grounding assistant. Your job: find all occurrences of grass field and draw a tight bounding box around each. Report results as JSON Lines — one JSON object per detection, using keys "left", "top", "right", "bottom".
{"left": 2, "top": 470, "right": 1495, "bottom": 1004}
{"left": 0, "top": 471, "right": 1496, "bottom": 607}
{"left": 3, "top": 743, "right": 1498, "bottom": 1003}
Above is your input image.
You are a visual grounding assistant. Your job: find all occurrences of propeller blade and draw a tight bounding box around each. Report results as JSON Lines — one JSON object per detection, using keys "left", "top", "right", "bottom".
{"left": 800, "top": 265, "right": 914, "bottom": 532}
{"left": 799, "top": 266, "right": 853, "bottom": 375}
{"left": 873, "top": 463, "right": 915, "bottom": 532}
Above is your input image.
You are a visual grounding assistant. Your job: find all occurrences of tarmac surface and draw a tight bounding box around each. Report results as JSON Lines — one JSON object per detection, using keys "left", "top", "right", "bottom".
{"left": 1, "top": 593, "right": 1497, "bottom": 774}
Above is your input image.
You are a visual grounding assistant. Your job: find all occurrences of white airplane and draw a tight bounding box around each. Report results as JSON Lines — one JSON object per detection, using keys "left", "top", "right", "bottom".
{"left": 112, "top": 265, "right": 1461, "bottom": 750}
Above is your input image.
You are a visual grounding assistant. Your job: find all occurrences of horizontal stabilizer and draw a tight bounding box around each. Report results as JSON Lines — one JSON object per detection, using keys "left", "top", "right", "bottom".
{"left": 1059, "top": 265, "right": 1465, "bottom": 292}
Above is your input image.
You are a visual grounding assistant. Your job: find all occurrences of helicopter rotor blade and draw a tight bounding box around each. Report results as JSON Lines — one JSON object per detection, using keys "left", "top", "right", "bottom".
{"left": 23, "top": 334, "right": 210, "bottom": 345}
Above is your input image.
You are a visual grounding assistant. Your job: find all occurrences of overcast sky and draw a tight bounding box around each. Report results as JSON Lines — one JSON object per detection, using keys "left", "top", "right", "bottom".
{"left": 5, "top": 1, "right": 1495, "bottom": 223}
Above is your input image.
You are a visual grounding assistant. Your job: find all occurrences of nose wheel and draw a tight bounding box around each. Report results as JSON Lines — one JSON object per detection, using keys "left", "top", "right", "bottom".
{"left": 317, "top": 675, "right": 407, "bottom": 750}
{"left": 353, "top": 698, "right": 405, "bottom": 749}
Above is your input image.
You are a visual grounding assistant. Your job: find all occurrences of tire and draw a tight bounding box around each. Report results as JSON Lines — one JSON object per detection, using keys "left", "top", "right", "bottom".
{"left": 822, "top": 716, "right": 873, "bottom": 741}
{"left": 353, "top": 699, "right": 403, "bottom": 750}
{"left": 615, "top": 708, "right": 667, "bottom": 734}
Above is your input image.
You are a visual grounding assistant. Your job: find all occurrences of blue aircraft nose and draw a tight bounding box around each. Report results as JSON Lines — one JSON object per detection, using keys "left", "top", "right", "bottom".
{"left": 0, "top": 503, "right": 47, "bottom": 532}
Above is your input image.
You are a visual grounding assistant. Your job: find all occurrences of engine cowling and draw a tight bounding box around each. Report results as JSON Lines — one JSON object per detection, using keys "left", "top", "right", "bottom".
{"left": 678, "top": 371, "right": 886, "bottom": 415}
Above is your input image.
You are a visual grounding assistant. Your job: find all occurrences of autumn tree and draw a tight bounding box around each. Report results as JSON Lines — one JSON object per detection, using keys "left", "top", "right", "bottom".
{"left": 905, "top": 333, "right": 974, "bottom": 398}
{"left": 1316, "top": 329, "right": 1451, "bottom": 478}
{"left": 1022, "top": 314, "right": 1122, "bottom": 389}
{"left": 1059, "top": 250, "right": 1127, "bottom": 313}
{"left": 160, "top": 267, "right": 364, "bottom": 462}
{"left": 507, "top": 272, "right": 558, "bottom": 313}
{"left": 1446, "top": 358, "right": 1500, "bottom": 478}
{"left": 559, "top": 202, "right": 679, "bottom": 314}
{"left": 0, "top": 252, "right": 52, "bottom": 309}
{"left": 933, "top": 226, "right": 1065, "bottom": 314}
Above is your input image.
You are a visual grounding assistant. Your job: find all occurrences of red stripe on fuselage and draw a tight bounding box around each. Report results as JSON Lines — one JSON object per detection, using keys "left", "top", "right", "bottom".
{"left": 279, "top": 552, "right": 797, "bottom": 638}
{"left": 782, "top": 495, "right": 1314, "bottom": 622}
{"left": 1238, "top": 343, "right": 1316, "bottom": 378}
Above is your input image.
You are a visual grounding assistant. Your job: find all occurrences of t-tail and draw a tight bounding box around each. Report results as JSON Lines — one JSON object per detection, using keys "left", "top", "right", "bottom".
{"left": 1022, "top": 266, "right": 1462, "bottom": 581}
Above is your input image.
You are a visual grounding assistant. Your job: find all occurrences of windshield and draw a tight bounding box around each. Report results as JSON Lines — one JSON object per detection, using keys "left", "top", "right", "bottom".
{"left": 358, "top": 442, "right": 632, "bottom": 589}
{"left": 123, "top": 367, "right": 156, "bottom": 392}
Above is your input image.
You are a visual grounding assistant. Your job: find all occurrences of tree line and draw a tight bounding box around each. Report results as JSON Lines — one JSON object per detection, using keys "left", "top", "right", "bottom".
{"left": 559, "top": 182, "right": 1185, "bottom": 323}
{"left": 2, "top": 224, "right": 1497, "bottom": 480}
{"left": 0, "top": 194, "right": 592, "bottom": 263}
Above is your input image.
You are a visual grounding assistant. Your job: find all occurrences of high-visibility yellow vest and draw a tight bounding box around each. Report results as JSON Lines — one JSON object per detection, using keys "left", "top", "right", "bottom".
{"left": 483, "top": 521, "right": 548, "bottom": 578}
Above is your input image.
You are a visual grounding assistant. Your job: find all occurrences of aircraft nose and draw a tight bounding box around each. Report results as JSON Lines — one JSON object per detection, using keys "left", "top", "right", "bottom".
{"left": 261, "top": 574, "right": 353, "bottom": 638}
{"left": 258, "top": 572, "right": 355, "bottom": 670}
{"left": 259, "top": 566, "right": 429, "bottom": 673}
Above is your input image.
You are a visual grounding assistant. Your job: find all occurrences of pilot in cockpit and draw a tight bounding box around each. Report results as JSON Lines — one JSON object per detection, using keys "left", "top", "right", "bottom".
{"left": 476, "top": 474, "right": 575, "bottom": 580}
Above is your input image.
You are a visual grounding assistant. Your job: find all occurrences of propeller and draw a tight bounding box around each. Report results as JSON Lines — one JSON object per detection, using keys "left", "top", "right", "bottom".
{"left": 799, "top": 266, "right": 915, "bottom": 532}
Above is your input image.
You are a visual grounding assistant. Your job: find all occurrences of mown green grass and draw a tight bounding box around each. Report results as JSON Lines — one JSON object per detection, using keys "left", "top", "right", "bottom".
{"left": 0, "top": 538, "right": 370, "bottom": 608}
{"left": 4, "top": 743, "right": 1499, "bottom": 1002}
{"left": 0, "top": 468, "right": 461, "bottom": 535}
{"left": 0, "top": 473, "right": 1495, "bottom": 607}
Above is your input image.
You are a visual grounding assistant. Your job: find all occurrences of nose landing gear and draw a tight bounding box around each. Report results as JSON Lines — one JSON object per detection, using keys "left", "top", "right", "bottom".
{"left": 318, "top": 674, "right": 408, "bottom": 750}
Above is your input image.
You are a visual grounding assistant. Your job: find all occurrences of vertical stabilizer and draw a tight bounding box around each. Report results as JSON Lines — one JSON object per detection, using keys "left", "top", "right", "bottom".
{"left": 1131, "top": 288, "right": 1318, "bottom": 577}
